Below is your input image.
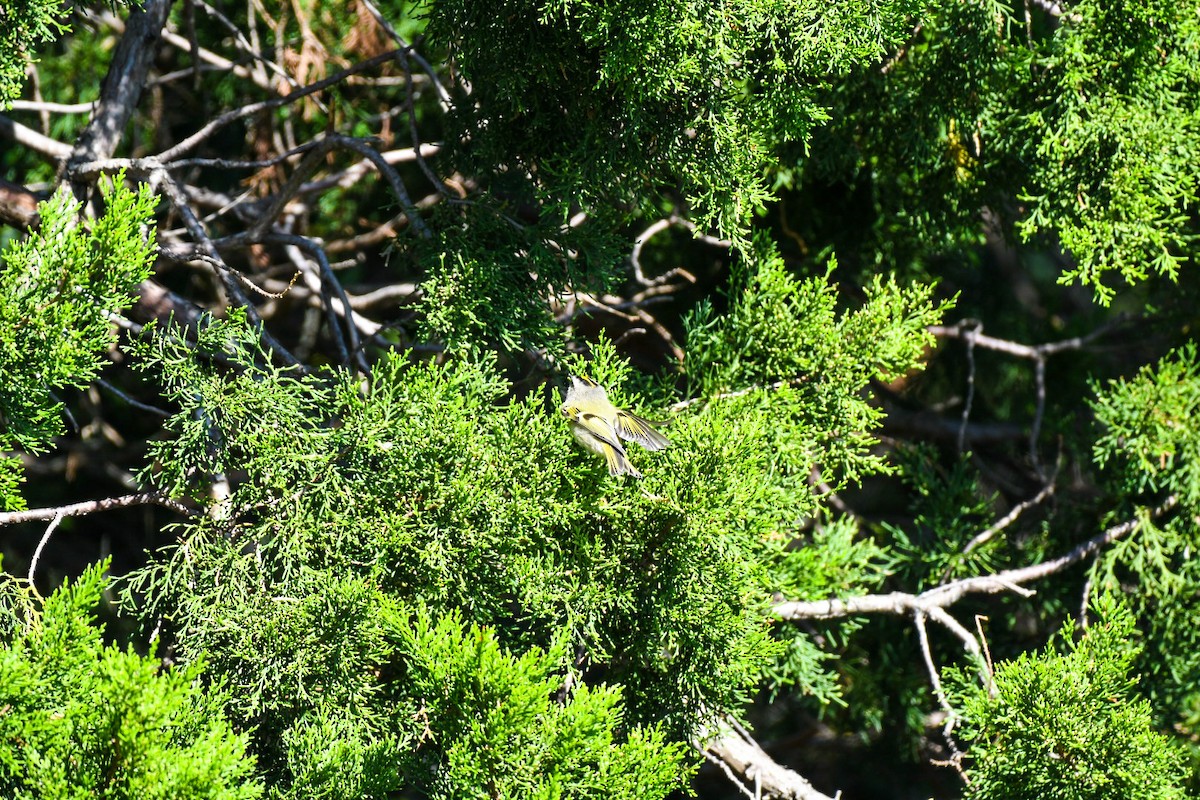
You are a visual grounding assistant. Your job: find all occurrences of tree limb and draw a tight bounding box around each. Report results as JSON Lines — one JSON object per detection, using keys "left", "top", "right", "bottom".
{"left": 699, "top": 715, "right": 838, "bottom": 800}
{"left": 775, "top": 494, "right": 1179, "bottom": 622}
{"left": 68, "top": 0, "right": 173, "bottom": 180}
{"left": 0, "top": 492, "right": 192, "bottom": 526}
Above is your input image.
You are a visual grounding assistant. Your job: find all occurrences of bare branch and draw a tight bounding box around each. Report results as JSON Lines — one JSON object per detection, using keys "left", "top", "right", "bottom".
{"left": 155, "top": 49, "right": 406, "bottom": 162}
{"left": 158, "top": 28, "right": 276, "bottom": 91}
{"left": 28, "top": 512, "right": 64, "bottom": 586}
{"left": 699, "top": 715, "right": 838, "bottom": 800}
{"left": 7, "top": 100, "right": 98, "bottom": 114}
{"left": 69, "top": 0, "right": 173, "bottom": 175}
{"left": 322, "top": 134, "right": 433, "bottom": 239}
{"left": 0, "top": 114, "right": 73, "bottom": 159}
{"left": 957, "top": 320, "right": 981, "bottom": 453}
{"left": 881, "top": 404, "right": 1026, "bottom": 444}
{"left": 1030, "top": 355, "right": 1046, "bottom": 475}
{"left": 95, "top": 378, "right": 172, "bottom": 418}
{"left": 358, "top": 0, "right": 452, "bottom": 109}
{"left": 0, "top": 178, "right": 42, "bottom": 229}
{"left": 775, "top": 494, "right": 1179, "bottom": 622}
{"left": 629, "top": 214, "right": 707, "bottom": 287}
{"left": 929, "top": 318, "right": 1125, "bottom": 360}
{"left": 71, "top": 157, "right": 305, "bottom": 366}
{"left": 961, "top": 479, "right": 1056, "bottom": 556}
{"left": 0, "top": 492, "right": 192, "bottom": 526}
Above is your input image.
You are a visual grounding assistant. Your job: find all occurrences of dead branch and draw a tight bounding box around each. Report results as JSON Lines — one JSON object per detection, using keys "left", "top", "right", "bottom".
{"left": 699, "top": 714, "right": 838, "bottom": 800}
{"left": 775, "top": 493, "right": 1179, "bottom": 622}
{"left": 0, "top": 492, "right": 192, "bottom": 526}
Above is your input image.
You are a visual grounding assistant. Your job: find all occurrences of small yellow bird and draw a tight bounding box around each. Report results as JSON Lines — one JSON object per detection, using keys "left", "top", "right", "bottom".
{"left": 560, "top": 376, "right": 670, "bottom": 478}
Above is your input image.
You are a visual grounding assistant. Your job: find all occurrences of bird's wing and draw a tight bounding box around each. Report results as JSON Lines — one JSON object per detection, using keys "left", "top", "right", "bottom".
{"left": 575, "top": 412, "right": 625, "bottom": 450}
{"left": 575, "top": 413, "right": 641, "bottom": 476}
{"left": 614, "top": 410, "right": 670, "bottom": 451}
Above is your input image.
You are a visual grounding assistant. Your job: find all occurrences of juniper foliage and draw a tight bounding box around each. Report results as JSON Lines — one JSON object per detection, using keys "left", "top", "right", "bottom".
{"left": 0, "top": 562, "right": 262, "bottom": 799}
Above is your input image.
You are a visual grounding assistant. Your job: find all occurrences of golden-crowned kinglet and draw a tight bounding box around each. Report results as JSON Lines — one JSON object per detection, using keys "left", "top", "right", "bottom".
{"left": 560, "top": 376, "right": 670, "bottom": 478}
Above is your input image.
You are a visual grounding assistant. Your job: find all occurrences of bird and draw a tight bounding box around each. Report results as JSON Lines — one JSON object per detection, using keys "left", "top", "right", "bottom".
{"left": 560, "top": 376, "right": 670, "bottom": 478}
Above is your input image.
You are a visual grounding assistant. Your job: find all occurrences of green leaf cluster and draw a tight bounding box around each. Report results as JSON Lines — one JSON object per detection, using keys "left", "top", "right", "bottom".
{"left": 0, "top": 0, "right": 66, "bottom": 108}
{"left": 425, "top": 0, "right": 924, "bottom": 241}
{"left": 1087, "top": 346, "right": 1200, "bottom": 758}
{"left": 950, "top": 596, "right": 1188, "bottom": 800}
{"left": 1092, "top": 344, "right": 1200, "bottom": 508}
{"left": 0, "top": 174, "right": 158, "bottom": 510}
{"left": 684, "top": 236, "right": 949, "bottom": 488}
{"left": 113, "top": 249, "right": 943, "bottom": 791}
{"left": 0, "top": 562, "right": 262, "bottom": 799}
{"left": 392, "top": 607, "right": 686, "bottom": 799}
{"left": 1000, "top": 0, "right": 1200, "bottom": 302}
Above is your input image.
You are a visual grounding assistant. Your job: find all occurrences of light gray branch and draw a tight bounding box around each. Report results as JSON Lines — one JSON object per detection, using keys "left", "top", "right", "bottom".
{"left": 0, "top": 492, "right": 191, "bottom": 526}
{"left": 0, "top": 115, "right": 72, "bottom": 159}
{"left": 775, "top": 494, "right": 1179, "bottom": 622}
{"left": 699, "top": 715, "right": 837, "bottom": 800}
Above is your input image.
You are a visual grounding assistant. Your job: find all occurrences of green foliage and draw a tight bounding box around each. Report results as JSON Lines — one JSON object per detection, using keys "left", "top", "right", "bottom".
{"left": 116, "top": 250, "right": 943, "bottom": 789}
{"left": 0, "top": 0, "right": 65, "bottom": 108}
{"left": 0, "top": 562, "right": 262, "bottom": 799}
{"left": 418, "top": 207, "right": 611, "bottom": 356}
{"left": 393, "top": 607, "right": 687, "bottom": 799}
{"left": 684, "top": 237, "right": 949, "bottom": 487}
{"left": 1088, "top": 346, "right": 1200, "bottom": 761}
{"left": 997, "top": 0, "right": 1200, "bottom": 302}
{"left": 0, "top": 174, "right": 158, "bottom": 510}
{"left": 950, "top": 595, "right": 1188, "bottom": 800}
{"left": 126, "top": 313, "right": 778, "bottom": 740}
{"left": 1092, "top": 344, "right": 1200, "bottom": 508}
{"left": 884, "top": 450, "right": 1006, "bottom": 588}
{"left": 792, "top": 0, "right": 998, "bottom": 272}
{"left": 425, "top": 0, "right": 924, "bottom": 241}
{"left": 11, "top": 0, "right": 1200, "bottom": 794}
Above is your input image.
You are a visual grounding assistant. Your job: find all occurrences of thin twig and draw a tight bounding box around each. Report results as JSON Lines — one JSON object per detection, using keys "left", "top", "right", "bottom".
{"left": 699, "top": 747, "right": 757, "bottom": 800}
{"left": 1030, "top": 356, "right": 1046, "bottom": 475}
{"left": 670, "top": 377, "right": 812, "bottom": 412}
{"left": 960, "top": 479, "right": 1056, "bottom": 556}
{"left": 28, "top": 512, "right": 65, "bottom": 585}
{"left": 95, "top": 378, "right": 172, "bottom": 417}
{"left": 957, "top": 320, "right": 981, "bottom": 453}
{"left": 155, "top": 49, "right": 407, "bottom": 162}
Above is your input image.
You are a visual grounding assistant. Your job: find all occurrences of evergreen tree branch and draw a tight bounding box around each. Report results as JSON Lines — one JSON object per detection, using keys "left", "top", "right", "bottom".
{"left": 775, "top": 494, "right": 1180, "bottom": 622}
